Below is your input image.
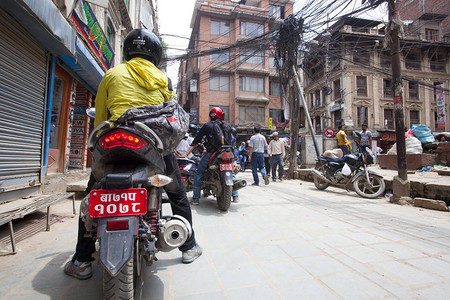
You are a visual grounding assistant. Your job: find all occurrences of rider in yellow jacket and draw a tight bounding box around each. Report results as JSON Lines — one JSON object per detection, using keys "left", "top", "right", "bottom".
{"left": 94, "top": 56, "right": 173, "bottom": 127}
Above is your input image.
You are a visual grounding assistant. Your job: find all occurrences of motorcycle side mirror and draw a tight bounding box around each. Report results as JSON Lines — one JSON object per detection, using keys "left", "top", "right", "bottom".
{"left": 86, "top": 107, "right": 96, "bottom": 118}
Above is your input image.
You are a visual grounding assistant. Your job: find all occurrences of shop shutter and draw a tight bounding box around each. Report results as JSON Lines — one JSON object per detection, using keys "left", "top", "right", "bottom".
{"left": 0, "top": 8, "right": 47, "bottom": 194}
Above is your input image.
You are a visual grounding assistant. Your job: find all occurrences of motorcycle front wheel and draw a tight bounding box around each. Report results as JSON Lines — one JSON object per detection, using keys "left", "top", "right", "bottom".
{"left": 217, "top": 185, "right": 232, "bottom": 211}
{"left": 313, "top": 164, "right": 329, "bottom": 190}
{"left": 352, "top": 174, "right": 385, "bottom": 199}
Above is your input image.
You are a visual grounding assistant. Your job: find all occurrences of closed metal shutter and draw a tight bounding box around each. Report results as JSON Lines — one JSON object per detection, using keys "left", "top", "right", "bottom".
{"left": 0, "top": 8, "right": 48, "bottom": 193}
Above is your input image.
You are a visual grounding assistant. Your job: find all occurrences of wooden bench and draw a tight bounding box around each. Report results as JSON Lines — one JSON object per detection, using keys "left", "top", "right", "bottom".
{"left": 0, "top": 192, "right": 76, "bottom": 253}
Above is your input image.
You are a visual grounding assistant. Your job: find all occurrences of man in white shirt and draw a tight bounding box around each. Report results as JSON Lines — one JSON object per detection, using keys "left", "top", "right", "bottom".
{"left": 248, "top": 126, "right": 270, "bottom": 186}
{"left": 268, "top": 132, "right": 286, "bottom": 181}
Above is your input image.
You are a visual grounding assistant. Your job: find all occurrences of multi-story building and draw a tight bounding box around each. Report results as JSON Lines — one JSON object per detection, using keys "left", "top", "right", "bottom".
{"left": 302, "top": 16, "right": 450, "bottom": 152}
{"left": 0, "top": 0, "right": 156, "bottom": 202}
{"left": 178, "top": 0, "right": 294, "bottom": 129}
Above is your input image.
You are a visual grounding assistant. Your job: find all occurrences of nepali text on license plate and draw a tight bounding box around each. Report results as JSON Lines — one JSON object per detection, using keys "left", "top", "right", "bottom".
{"left": 219, "top": 164, "right": 234, "bottom": 171}
{"left": 89, "top": 188, "right": 147, "bottom": 218}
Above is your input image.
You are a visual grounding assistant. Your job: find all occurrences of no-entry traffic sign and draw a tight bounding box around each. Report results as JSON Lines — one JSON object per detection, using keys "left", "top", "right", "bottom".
{"left": 324, "top": 128, "right": 335, "bottom": 138}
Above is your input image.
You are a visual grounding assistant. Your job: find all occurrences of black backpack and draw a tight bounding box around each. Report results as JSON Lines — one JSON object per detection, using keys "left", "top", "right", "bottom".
{"left": 208, "top": 119, "right": 232, "bottom": 151}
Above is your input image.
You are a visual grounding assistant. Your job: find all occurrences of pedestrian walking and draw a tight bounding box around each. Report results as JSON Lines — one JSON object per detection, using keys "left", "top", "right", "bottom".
{"left": 336, "top": 125, "right": 350, "bottom": 155}
{"left": 268, "top": 131, "right": 285, "bottom": 181}
{"left": 358, "top": 123, "right": 372, "bottom": 153}
{"left": 264, "top": 136, "right": 271, "bottom": 176}
{"left": 248, "top": 126, "right": 269, "bottom": 186}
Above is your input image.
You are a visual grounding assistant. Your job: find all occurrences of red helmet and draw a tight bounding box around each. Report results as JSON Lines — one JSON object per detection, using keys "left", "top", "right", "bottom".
{"left": 209, "top": 107, "right": 224, "bottom": 120}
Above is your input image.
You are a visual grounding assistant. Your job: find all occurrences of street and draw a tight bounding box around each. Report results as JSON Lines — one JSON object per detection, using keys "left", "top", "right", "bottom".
{"left": 1, "top": 171, "right": 450, "bottom": 299}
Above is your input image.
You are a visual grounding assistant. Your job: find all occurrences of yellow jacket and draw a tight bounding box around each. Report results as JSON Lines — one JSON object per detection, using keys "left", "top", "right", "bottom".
{"left": 336, "top": 129, "right": 348, "bottom": 146}
{"left": 94, "top": 57, "right": 173, "bottom": 127}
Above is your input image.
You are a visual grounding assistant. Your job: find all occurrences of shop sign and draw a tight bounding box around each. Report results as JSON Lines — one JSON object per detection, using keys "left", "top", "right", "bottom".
{"left": 329, "top": 103, "right": 344, "bottom": 112}
{"left": 190, "top": 109, "right": 199, "bottom": 124}
{"left": 190, "top": 80, "right": 197, "bottom": 93}
{"left": 436, "top": 84, "right": 446, "bottom": 131}
{"left": 298, "top": 127, "right": 307, "bottom": 136}
{"left": 70, "top": 1, "right": 115, "bottom": 69}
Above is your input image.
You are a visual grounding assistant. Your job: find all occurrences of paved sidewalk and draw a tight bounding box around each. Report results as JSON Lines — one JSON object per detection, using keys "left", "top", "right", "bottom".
{"left": 1, "top": 171, "right": 450, "bottom": 299}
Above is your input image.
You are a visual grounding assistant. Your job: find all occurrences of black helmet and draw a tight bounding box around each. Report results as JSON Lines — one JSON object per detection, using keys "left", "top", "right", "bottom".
{"left": 123, "top": 28, "right": 163, "bottom": 66}
{"left": 188, "top": 124, "right": 198, "bottom": 135}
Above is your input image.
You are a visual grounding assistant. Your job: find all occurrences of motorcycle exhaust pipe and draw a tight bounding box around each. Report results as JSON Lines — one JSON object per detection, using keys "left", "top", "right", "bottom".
{"left": 311, "top": 169, "right": 332, "bottom": 184}
{"left": 233, "top": 179, "right": 247, "bottom": 191}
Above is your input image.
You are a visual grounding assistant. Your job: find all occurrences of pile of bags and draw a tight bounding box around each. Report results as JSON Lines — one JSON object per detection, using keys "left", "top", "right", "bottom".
{"left": 387, "top": 124, "right": 434, "bottom": 155}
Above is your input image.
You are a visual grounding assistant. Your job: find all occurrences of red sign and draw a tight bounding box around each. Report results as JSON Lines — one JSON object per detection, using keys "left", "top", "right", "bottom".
{"left": 324, "top": 128, "right": 335, "bottom": 138}
{"left": 89, "top": 188, "right": 147, "bottom": 218}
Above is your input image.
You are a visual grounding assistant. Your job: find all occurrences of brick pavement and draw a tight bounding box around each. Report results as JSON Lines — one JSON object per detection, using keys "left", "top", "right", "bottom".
{"left": 1, "top": 171, "right": 450, "bottom": 299}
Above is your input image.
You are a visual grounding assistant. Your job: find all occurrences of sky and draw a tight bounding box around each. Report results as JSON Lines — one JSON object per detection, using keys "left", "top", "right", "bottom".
{"left": 158, "top": 0, "right": 388, "bottom": 90}
{"left": 158, "top": 0, "right": 197, "bottom": 89}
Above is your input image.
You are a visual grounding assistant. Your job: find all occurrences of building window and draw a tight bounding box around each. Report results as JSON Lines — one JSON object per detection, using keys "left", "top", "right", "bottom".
{"left": 430, "top": 53, "right": 446, "bottom": 72}
{"left": 240, "top": 21, "right": 264, "bottom": 37}
{"left": 239, "top": 105, "right": 265, "bottom": 122}
{"left": 239, "top": 76, "right": 264, "bottom": 92}
{"left": 210, "top": 48, "right": 229, "bottom": 63}
{"left": 384, "top": 109, "right": 394, "bottom": 129}
{"left": 333, "top": 79, "right": 340, "bottom": 100}
{"left": 269, "top": 55, "right": 282, "bottom": 69}
{"left": 333, "top": 110, "right": 342, "bottom": 128}
{"left": 383, "top": 78, "right": 392, "bottom": 98}
{"left": 211, "top": 20, "right": 230, "bottom": 36}
{"left": 410, "top": 110, "right": 420, "bottom": 127}
{"left": 356, "top": 76, "right": 367, "bottom": 97}
{"left": 405, "top": 52, "right": 421, "bottom": 70}
{"left": 315, "top": 116, "right": 321, "bottom": 133}
{"left": 240, "top": 48, "right": 264, "bottom": 65}
{"left": 106, "top": 20, "right": 115, "bottom": 49}
{"left": 269, "top": 4, "right": 285, "bottom": 19}
{"left": 209, "top": 105, "right": 230, "bottom": 122}
{"left": 353, "top": 50, "right": 370, "bottom": 65}
{"left": 209, "top": 75, "right": 229, "bottom": 91}
{"left": 425, "top": 28, "right": 439, "bottom": 41}
{"left": 408, "top": 81, "right": 419, "bottom": 99}
{"left": 315, "top": 90, "right": 321, "bottom": 106}
{"left": 270, "top": 109, "right": 284, "bottom": 123}
{"left": 269, "top": 81, "right": 281, "bottom": 96}
{"left": 310, "top": 93, "right": 314, "bottom": 107}
{"left": 357, "top": 106, "right": 368, "bottom": 126}
{"left": 380, "top": 51, "right": 391, "bottom": 68}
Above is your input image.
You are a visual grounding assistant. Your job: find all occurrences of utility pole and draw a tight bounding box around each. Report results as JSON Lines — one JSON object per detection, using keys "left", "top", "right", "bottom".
{"left": 388, "top": 0, "right": 407, "bottom": 181}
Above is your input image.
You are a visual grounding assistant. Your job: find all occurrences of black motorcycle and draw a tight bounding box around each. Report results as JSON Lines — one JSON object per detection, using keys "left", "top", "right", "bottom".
{"left": 86, "top": 118, "right": 192, "bottom": 299}
{"left": 311, "top": 145, "right": 385, "bottom": 199}
{"left": 178, "top": 145, "right": 246, "bottom": 211}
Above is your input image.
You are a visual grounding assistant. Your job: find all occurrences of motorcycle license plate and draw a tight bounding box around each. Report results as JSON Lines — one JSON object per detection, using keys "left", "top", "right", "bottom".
{"left": 219, "top": 163, "right": 234, "bottom": 171}
{"left": 89, "top": 188, "right": 147, "bottom": 218}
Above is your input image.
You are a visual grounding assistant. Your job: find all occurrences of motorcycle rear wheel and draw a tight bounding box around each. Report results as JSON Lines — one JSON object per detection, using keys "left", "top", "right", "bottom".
{"left": 217, "top": 185, "right": 232, "bottom": 211}
{"left": 313, "top": 164, "right": 329, "bottom": 190}
{"left": 103, "top": 244, "right": 144, "bottom": 300}
{"left": 352, "top": 174, "right": 385, "bottom": 199}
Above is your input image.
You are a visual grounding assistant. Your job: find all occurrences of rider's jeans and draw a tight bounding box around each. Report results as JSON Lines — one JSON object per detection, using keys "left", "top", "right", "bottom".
{"left": 74, "top": 153, "right": 196, "bottom": 262}
{"left": 193, "top": 152, "right": 212, "bottom": 199}
{"left": 193, "top": 152, "right": 238, "bottom": 199}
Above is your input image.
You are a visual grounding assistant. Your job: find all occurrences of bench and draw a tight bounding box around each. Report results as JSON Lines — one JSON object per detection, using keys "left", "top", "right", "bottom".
{"left": 0, "top": 192, "right": 76, "bottom": 253}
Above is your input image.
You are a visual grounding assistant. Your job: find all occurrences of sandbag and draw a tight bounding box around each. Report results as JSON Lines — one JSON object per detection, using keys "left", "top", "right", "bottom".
{"left": 323, "top": 148, "right": 343, "bottom": 158}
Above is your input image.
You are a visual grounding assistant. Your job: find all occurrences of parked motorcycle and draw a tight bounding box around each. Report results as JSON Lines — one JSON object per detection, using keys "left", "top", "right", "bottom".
{"left": 311, "top": 146, "right": 385, "bottom": 198}
{"left": 86, "top": 119, "right": 192, "bottom": 299}
{"left": 178, "top": 145, "right": 246, "bottom": 211}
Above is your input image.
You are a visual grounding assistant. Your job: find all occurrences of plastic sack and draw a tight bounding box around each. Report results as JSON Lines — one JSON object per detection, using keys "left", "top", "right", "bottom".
{"left": 386, "top": 136, "right": 423, "bottom": 155}
{"left": 405, "top": 129, "right": 414, "bottom": 138}
{"left": 411, "top": 124, "right": 435, "bottom": 144}
{"left": 323, "top": 148, "right": 343, "bottom": 158}
{"left": 342, "top": 163, "right": 351, "bottom": 175}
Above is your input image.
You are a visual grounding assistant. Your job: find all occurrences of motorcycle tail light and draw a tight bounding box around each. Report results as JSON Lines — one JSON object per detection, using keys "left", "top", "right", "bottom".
{"left": 221, "top": 159, "right": 231, "bottom": 163}
{"left": 100, "top": 129, "right": 147, "bottom": 150}
{"left": 218, "top": 152, "right": 233, "bottom": 159}
{"left": 107, "top": 220, "right": 129, "bottom": 231}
